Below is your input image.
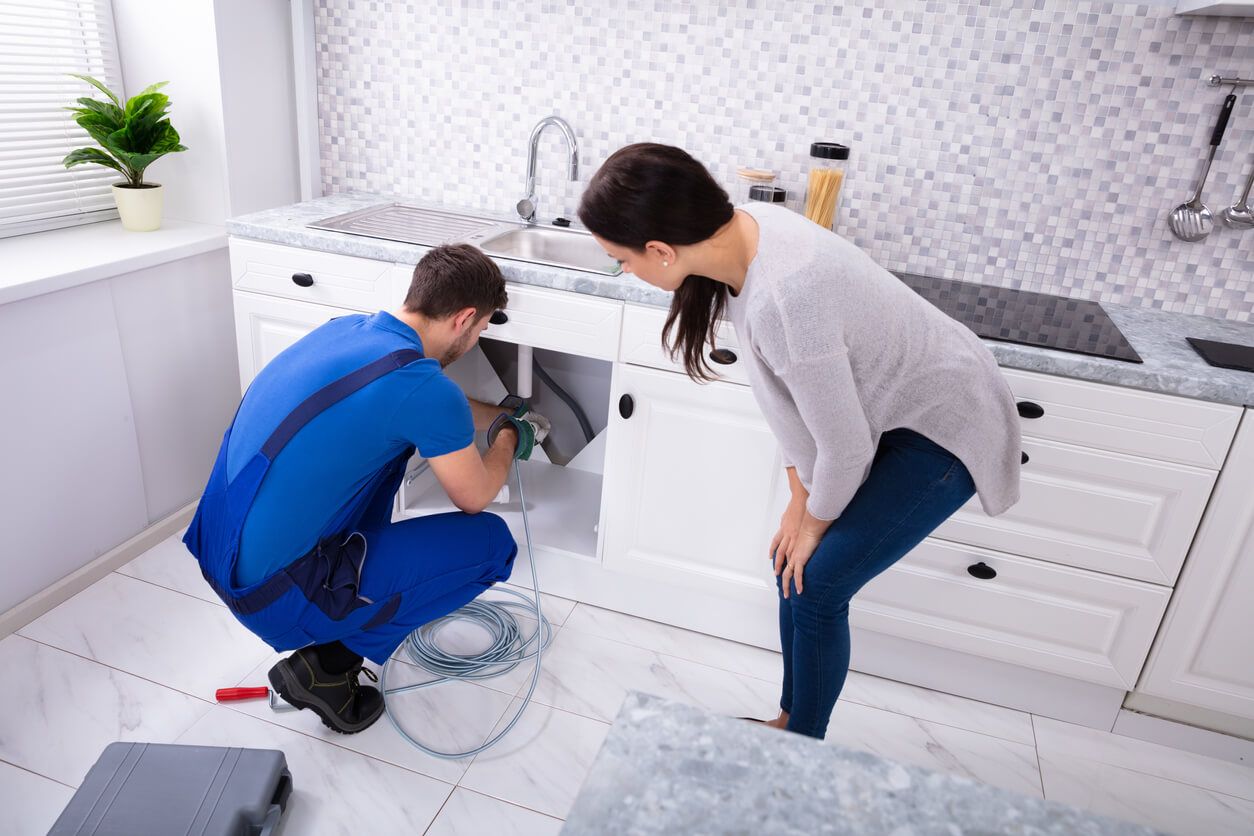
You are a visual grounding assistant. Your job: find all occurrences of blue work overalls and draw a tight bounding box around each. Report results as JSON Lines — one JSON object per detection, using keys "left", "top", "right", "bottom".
{"left": 184, "top": 347, "right": 517, "bottom": 665}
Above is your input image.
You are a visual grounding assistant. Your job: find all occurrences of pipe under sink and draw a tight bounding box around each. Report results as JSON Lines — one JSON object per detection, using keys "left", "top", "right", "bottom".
{"left": 309, "top": 203, "right": 622, "bottom": 277}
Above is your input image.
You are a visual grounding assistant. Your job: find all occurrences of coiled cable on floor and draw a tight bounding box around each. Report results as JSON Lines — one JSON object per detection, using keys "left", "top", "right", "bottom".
{"left": 379, "top": 465, "right": 550, "bottom": 759}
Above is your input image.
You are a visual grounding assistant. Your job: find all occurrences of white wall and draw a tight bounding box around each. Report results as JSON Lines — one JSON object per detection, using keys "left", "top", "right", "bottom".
{"left": 110, "top": 0, "right": 232, "bottom": 224}
{"left": 109, "top": 0, "right": 301, "bottom": 223}
{"left": 0, "top": 249, "right": 238, "bottom": 614}
{"left": 212, "top": 0, "right": 303, "bottom": 215}
{"left": 110, "top": 251, "right": 240, "bottom": 521}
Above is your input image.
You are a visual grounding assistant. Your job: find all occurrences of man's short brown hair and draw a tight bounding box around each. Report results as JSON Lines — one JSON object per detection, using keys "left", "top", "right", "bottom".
{"left": 404, "top": 244, "right": 507, "bottom": 320}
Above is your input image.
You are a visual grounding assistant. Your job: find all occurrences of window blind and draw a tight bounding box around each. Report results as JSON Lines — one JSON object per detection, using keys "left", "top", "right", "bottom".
{"left": 0, "top": 0, "right": 125, "bottom": 238}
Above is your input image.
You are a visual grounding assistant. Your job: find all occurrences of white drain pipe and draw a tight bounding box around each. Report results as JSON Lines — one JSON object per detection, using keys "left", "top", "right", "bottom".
{"left": 517, "top": 344, "right": 533, "bottom": 400}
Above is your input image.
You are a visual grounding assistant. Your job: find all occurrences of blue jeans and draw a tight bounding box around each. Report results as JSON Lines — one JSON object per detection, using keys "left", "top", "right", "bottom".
{"left": 776, "top": 428, "right": 976, "bottom": 739}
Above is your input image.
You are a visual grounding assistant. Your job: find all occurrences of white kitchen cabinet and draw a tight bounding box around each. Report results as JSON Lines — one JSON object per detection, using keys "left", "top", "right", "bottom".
{"left": 1131, "top": 410, "right": 1254, "bottom": 724}
{"left": 619, "top": 303, "right": 751, "bottom": 386}
{"left": 856, "top": 538, "right": 1172, "bottom": 689}
{"left": 934, "top": 436, "right": 1217, "bottom": 585}
{"left": 1001, "top": 367, "right": 1240, "bottom": 469}
{"left": 482, "top": 282, "right": 623, "bottom": 361}
{"left": 232, "top": 292, "right": 346, "bottom": 389}
{"left": 231, "top": 238, "right": 395, "bottom": 312}
{"left": 601, "top": 363, "right": 788, "bottom": 606}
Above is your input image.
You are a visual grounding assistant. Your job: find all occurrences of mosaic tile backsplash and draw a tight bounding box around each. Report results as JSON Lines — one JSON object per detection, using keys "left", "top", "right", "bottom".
{"left": 315, "top": 1, "right": 1254, "bottom": 322}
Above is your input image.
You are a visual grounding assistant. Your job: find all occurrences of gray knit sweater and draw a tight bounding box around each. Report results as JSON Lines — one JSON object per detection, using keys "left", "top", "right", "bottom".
{"left": 726, "top": 202, "right": 1022, "bottom": 521}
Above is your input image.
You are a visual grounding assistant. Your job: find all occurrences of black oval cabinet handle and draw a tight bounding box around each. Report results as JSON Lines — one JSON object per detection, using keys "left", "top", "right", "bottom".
{"left": 489, "top": 310, "right": 509, "bottom": 326}
{"left": 1016, "top": 401, "right": 1044, "bottom": 419}
{"left": 967, "top": 562, "right": 997, "bottom": 580}
{"left": 291, "top": 272, "right": 314, "bottom": 288}
{"left": 709, "top": 348, "right": 738, "bottom": 366}
{"left": 1021, "top": 451, "right": 1030, "bottom": 465}
{"left": 619, "top": 394, "right": 634, "bottom": 420}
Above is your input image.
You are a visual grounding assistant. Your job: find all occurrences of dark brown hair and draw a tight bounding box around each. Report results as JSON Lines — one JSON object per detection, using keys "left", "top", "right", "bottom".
{"left": 404, "top": 243, "right": 507, "bottom": 320}
{"left": 578, "top": 143, "right": 735, "bottom": 381}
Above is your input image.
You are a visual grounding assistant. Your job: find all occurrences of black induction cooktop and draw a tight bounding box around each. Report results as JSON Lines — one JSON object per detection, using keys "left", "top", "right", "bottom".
{"left": 897, "top": 273, "right": 1142, "bottom": 363}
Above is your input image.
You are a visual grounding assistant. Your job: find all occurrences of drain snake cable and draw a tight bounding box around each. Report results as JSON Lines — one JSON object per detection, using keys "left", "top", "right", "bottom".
{"left": 379, "top": 465, "right": 550, "bottom": 759}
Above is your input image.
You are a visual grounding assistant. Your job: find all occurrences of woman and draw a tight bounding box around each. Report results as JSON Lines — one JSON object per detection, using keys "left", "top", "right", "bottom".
{"left": 578, "top": 143, "right": 1021, "bottom": 739}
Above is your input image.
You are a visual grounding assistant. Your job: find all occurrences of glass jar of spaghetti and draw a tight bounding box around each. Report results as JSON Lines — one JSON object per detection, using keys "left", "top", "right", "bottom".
{"left": 804, "top": 142, "right": 849, "bottom": 231}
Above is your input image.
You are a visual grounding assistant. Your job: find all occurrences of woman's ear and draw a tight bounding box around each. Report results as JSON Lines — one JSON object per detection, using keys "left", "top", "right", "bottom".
{"left": 644, "top": 240, "right": 677, "bottom": 265}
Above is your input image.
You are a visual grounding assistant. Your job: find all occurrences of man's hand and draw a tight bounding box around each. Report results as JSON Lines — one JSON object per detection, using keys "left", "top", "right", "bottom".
{"left": 487, "top": 412, "right": 551, "bottom": 460}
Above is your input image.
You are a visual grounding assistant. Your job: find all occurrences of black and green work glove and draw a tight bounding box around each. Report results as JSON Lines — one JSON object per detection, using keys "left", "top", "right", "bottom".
{"left": 487, "top": 410, "right": 551, "bottom": 461}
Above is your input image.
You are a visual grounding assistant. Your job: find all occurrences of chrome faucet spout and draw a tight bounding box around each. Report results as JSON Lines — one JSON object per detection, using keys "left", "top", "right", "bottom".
{"left": 518, "top": 116, "right": 578, "bottom": 222}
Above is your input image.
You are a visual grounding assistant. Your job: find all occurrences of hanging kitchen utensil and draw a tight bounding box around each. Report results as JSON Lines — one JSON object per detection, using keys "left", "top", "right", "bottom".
{"left": 1221, "top": 158, "right": 1254, "bottom": 230}
{"left": 1168, "top": 93, "right": 1237, "bottom": 242}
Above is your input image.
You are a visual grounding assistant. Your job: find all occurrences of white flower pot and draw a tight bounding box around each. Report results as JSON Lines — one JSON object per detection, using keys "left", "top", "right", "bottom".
{"left": 112, "top": 183, "right": 164, "bottom": 231}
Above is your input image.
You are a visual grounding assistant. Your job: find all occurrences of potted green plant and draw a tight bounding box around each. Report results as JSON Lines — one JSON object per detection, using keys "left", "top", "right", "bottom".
{"left": 62, "top": 74, "right": 187, "bottom": 232}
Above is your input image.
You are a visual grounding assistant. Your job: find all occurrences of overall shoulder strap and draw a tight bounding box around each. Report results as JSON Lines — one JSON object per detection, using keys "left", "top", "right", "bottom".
{"left": 259, "top": 348, "right": 423, "bottom": 461}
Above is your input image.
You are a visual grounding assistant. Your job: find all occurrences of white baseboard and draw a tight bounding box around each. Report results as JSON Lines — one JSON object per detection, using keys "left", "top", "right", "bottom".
{"left": 0, "top": 502, "right": 197, "bottom": 640}
{"left": 1113, "top": 708, "right": 1254, "bottom": 767}
{"left": 1122, "top": 690, "right": 1254, "bottom": 747}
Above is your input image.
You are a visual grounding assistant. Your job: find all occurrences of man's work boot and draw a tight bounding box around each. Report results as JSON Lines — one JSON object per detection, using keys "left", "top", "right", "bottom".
{"left": 268, "top": 647, "right": 385, "bottom": 734}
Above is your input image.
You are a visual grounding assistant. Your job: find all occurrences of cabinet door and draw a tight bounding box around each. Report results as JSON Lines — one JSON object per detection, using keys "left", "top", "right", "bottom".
{"left": 1134, "top": 410, "right": 1254, "bottom": 721}
{"left": 233, "top": 292, "right": 346, "bottom": 389}
{"left": 602, "top": 364, "right": 788, "bottom": 605}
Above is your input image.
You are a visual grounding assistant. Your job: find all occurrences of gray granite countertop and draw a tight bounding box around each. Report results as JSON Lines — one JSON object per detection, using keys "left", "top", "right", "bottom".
{"left": 561, "top": 693, "right": 1160, "bottom": 836}
{"left": 228, "top": 193, "right": 1254, "bottom": 408}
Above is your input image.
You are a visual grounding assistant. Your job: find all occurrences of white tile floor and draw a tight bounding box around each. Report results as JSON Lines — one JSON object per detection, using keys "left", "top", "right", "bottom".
{"left": 5, "top": 533, "right": 1254, "bottom": 836}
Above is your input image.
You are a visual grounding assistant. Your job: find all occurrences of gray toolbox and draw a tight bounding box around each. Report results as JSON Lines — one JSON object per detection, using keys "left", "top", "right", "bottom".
{"left": 49, "top": 742, "right": 292, "bottom": 836}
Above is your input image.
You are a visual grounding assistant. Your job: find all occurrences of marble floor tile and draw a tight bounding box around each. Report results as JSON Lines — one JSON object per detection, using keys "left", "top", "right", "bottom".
{"left": 175, "top": 706, "right": 453, "bottom": 835}
{"left": 116, "top": 531, "right": 223, "bottom": 607}
{"left": 19, "top": 572, "right": 272, "bottom": 699}
{"left": 426, "top": 787, "right": 563, "bottom": 836}
{"left": 460, "top": 699, "right": 611, "bottom": 820}
{"left": 838, "top": 670, "right": 1037, "bottom": 746}
{"left": 1039, "top": 750, "right": 1254, "bottom": 836}
{"left": 823, "top": 699, "right": 1044, "bottom": 798}
{"left": 520, "top": 627, "right": 780, "bottom": 724}
{"left": 1034, "top": 716, "right": 1254, "bottom": 802}
{"left": 225, "top": 651, "right": 514, "bottom": 784}
{"left": 0, "top": 636, "right": 212, "bottom": 786}
{"left": 0, "top": 759, "right": 75, "bottom": 836}
{"left": 562, "top": 603, "right": 784, "bottom": 683}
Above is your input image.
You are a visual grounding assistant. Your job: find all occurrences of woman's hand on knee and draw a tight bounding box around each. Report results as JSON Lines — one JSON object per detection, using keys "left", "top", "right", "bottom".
{"left": 770, "top": 495, "right": 807, "bottom": 574}
{"left": 778, "top": 529, "right": 821, "bottom": 598}
{"left": 776, "top": 507, "right": 833, "bottom": 598}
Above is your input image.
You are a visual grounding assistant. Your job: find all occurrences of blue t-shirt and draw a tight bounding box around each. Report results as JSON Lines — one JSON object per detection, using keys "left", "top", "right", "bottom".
{"left": 227, "top": 311, "right": 474, "bottom": 586}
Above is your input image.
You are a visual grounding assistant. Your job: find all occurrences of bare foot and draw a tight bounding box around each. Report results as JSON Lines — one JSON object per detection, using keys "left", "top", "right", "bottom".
{"left": 763, "top": 710, "right": 790, "bottom": 730}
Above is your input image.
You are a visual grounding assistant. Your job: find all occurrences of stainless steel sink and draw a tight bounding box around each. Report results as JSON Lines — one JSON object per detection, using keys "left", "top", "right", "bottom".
{"left": 463, "top": 224, "right": 622, "bottom": 276}
{"left": 308, "top": 203, "right": 622, "bottom": 276}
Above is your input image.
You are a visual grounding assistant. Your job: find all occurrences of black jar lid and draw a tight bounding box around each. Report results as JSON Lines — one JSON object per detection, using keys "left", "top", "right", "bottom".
{"left": 748, "top": 185, "right": 787, "bottom": 203}
{"left": 810, "top": 142, "right": 850, "bottom": 160}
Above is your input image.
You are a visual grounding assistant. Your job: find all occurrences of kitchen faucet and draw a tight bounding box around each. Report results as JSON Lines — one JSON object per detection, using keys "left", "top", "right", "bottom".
{"left": 517, "top": 116, "right": 578, "bottom": 223}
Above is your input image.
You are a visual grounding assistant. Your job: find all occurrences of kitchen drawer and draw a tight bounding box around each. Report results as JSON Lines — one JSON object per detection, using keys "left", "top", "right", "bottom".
{"left": 934, "top": 436, "right": 1216, "bottom": 585}
{"left": 620, "top": 303, "right": 750, "bottom": 385}
{"left": 230, "top": 239, "right": 396, "bottom": 312}
{"left": 854, "top": 537, "right": 1171, "bottom": 689}
{"left": 1004, "top": 368, "right": 1240, "bottom": 469}
{"left": 481, "top": 282, "right": 623, "bottom": 360}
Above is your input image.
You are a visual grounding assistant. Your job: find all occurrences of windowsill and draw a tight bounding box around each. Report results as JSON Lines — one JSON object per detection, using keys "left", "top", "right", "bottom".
{"left": 0, "top": 218, "right": 228, "bottom": 306}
